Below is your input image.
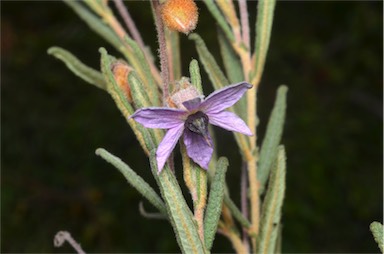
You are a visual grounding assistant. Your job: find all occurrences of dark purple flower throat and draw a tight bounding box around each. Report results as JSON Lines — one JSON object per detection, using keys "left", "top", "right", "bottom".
{"left": 185, "top": 111, "right": 211, "bottom": 146}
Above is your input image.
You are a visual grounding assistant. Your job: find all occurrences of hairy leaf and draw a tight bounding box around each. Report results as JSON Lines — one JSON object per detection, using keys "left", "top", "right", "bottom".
{"left": 257, "top": 146, "right": 286, "bottom": 254}
{"left": 203, "top": 0, "right": 234, "bottom": 42}
{"left": 95, "top": 148, "right": 167, "bottom": 215}
{"left": 149, "top": 150, "right": 207, "bottom": 254}
{"left": 251, "top": 0, "right": 276, "bottom": 85}
{"left": 48, "top": 47, "right": 106, "bottom": 90}
{"left": 204, "top": 157, "right": 228, "bottom": 250}
{"left": 370, "top": 221, "right": 384, "bottom": 253}
{"left": 189, "top": 33, "right": 229, "bottom": 90}
{"left": 189, "top": 59, "right": 203, "bottom": 93}
{"left": 100, "top": 47, "right": 157, "bottom": 154}
{"left": 258, "top": 85, "right": 288, "bottom": 191}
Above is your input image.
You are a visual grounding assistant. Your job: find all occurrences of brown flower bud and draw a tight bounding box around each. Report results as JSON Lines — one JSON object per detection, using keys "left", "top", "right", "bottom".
{"left": 161, "top": 0, "right": 198, "bottom": 35}
{"left": 111, "top": 60, "right": 133, "bottom": 103}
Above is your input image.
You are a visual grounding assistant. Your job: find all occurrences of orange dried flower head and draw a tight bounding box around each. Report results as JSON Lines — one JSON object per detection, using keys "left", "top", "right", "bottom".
{"left": 161, "top": 0, "right": 198, "bottom": 35}
{"left": 111, "top": 60, "right": 133, "bottom": 102}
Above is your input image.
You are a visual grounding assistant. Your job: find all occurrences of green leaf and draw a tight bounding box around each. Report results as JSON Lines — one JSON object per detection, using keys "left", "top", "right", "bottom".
{"left": 202, "top": 0, "right": 234, "bottom": 42}
{"left": 123, "top": 36, "right": 160, "bottom": 106}
{"left": 217, "top": 30, "right": 243, "bottom": 84}
{"left": 128, "top": 71, "right": 152, "bottom": 109}
{"left": 149, "top": 150, "right": 207, "bottom": 254}
{"left": 204, "top": 157, "right": 228, "bottom": 250}
{"left": 48, "top": 47, "right": 106, "bottom": 90}
{"left": 370, "top": 221, "right": 384, "bottom": 253}
{"left": 223, "top": 195, "right": 251, "bottom": 229}
{"left": 95, "top": 148, "right": 167, "bottom": 215}
{"left": 257, "top": 146, "right": 286, "bottom": 254}
{"left": 63, "top": 0, "right": 122, "bottom": 51}
{"left": 189, "top": 33, "right": 229, "bottom": 90}
{"left": 99, "top": 47, "right": 157, "bottom": 154}
{"left": 250, "top": 0, "right": 276, "bottom": 84}
{"left": 258, "top": 85, "right": 288, "bottom": 191}
{"left": 189, "top": 59, "right": 203, "bottom": 94}
{"left": 217, "top": 30, "right": 247, "bottom": 120}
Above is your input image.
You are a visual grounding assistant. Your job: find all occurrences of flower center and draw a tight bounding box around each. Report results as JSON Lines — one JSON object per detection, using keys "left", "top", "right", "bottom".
{"left": 185, "top": 111, "right": 209, "bottom": 136}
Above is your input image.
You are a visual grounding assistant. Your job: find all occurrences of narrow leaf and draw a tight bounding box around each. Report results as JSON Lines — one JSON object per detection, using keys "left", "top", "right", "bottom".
{"left": 123, "top": 36, "right": 160, "bottom": 106}
{"left": 203, "top": 0, "right": 234, "bottom": 42}
{"left": 149, "top": 150, "right": 206, "bottom": 254}
{"left": 217, "top": 30, "right": 244, "bottom": 84}
{"left": 48, "top": 47, "right": 106, "bottom": 90}
{"left": 189, "top": 33, "right": 229, "bottom": 90}
{"left": 95, "top": 148, "right": 167, "bottom": 215}
{"left": 370, "top": 221, "right": 384, "bottom": 253}
{"left": 204, "top": 157, "right": 228, "bottom": 250}
{"left": 100, "top": 47, "right": 157, "bottom": 154}
{"left": 63, "top": 0, "right": 122, "bottom": 51}
{"left": 128, "top": 71, "right": 152, "bottom": 109}
{"left": 258, "top": 85, "right": 288, "bottom": 190}
{"left": 223, "top": 195, "right": 251, "bottom": 229}
{"left": 257, "top": 145, "right": 286, "bottom": 254}
{"left": 189, "top": 59, "right": 203, "bottom": 93}
{"left": 217, "top": 29, "right": 247, "bottom": 120}
{"left": 251, "top": 0, "right": 276, "bottom": 85}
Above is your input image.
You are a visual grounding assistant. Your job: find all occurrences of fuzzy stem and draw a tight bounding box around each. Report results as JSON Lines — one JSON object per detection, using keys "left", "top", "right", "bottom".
{"left": 112, "top": 0, "right": 145, "bottom": 49}
{"left": 218, "top": 222, "right": 248, "bottom": 254}
{"left": 248, "top": 156, "right": 260, "bottom": 250}
{"left": 152, "top": 0, "right": 170, "bottom": 105}
{"left": 216, "top": 0, "right": 241, "bottom": 43}
{"left": 195, "top": 169, "right": 207, "bottom": 242}
{"left": 241, "top": 162, "right": 250, "bottom": 252}
{"left": 238, "top": 0, "right": 250, "bottom": 50}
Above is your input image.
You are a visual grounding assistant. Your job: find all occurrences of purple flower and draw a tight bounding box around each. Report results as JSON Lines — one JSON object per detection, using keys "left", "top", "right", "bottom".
{"left": 131, "top": 82, "right": 253, "bottom": 172}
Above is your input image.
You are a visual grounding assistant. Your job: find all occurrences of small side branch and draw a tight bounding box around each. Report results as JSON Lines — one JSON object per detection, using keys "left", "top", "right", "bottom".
{"left": 54, "top": 231, "right": 86, "bottom": 254}
{"left": 112, "top": 0, "right": 145, "bottom": 50}
{"left": 238, "top": 0, "right": 250, "bottom": 50}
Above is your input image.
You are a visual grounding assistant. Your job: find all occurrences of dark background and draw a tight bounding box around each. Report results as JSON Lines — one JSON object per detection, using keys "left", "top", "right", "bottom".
{"left": 2, "top": 1, "right": 382, "bottom": 253}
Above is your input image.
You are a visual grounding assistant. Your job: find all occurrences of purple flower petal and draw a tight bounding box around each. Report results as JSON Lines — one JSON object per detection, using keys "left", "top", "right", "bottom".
{"left": 182, "top": 97, "right": 202, "bottom": 111}
{"left": 131, "top": 107, "right": 187, "bottom": 129}
{"left": 207, "top": 111, "right": 253, "bottom": 136}
{"left": 183, "top": 130, "right": 213, "bottom": 169}
{"left": 156, "top": 124, "right": 185, "bottom": 172}
{"left": 201, "top": 82, "right": 252, "bottom": 113}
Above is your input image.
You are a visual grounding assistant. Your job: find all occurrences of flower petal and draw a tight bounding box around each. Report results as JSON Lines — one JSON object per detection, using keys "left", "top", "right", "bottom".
{"left": 201, "top": 82, "right": 252, "bottom": 113}
{"left": 156, "top": 124, "right": 185, "bottom": 172}
{"left": 207, "top": 111, "right": 253, "bottom": 136}
{"left": 182, "top": 97, "right": 202, "bottom": 111}
{"left": 131, "top": 107, "right": 187, "bottom": 129}
{"left": 183, "top": 130, "right": 213, "bottom": 169}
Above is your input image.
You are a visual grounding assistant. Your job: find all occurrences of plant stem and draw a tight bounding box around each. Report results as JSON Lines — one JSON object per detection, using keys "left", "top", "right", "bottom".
{"left": 238, "top": 0, "right": 250, "bottom": 50}
{"left": 112, "top": 0, "right": 145, "bottom": 49}
{"left": 152, "top": 0, "right": 170, "bottom": 105}
{"left": 241, "top": 162, "right": 250, "bottom": 252}
{"left": 218, "top": 222, "right": 248, "bottom": 254}
{"left": 54, "top": 231, "right": 86, "bottom": 254}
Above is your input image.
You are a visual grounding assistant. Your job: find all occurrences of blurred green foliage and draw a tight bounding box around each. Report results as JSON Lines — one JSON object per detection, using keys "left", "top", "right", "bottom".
{"left": 2, "top": 1, "right": 382, "bottom": 253}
